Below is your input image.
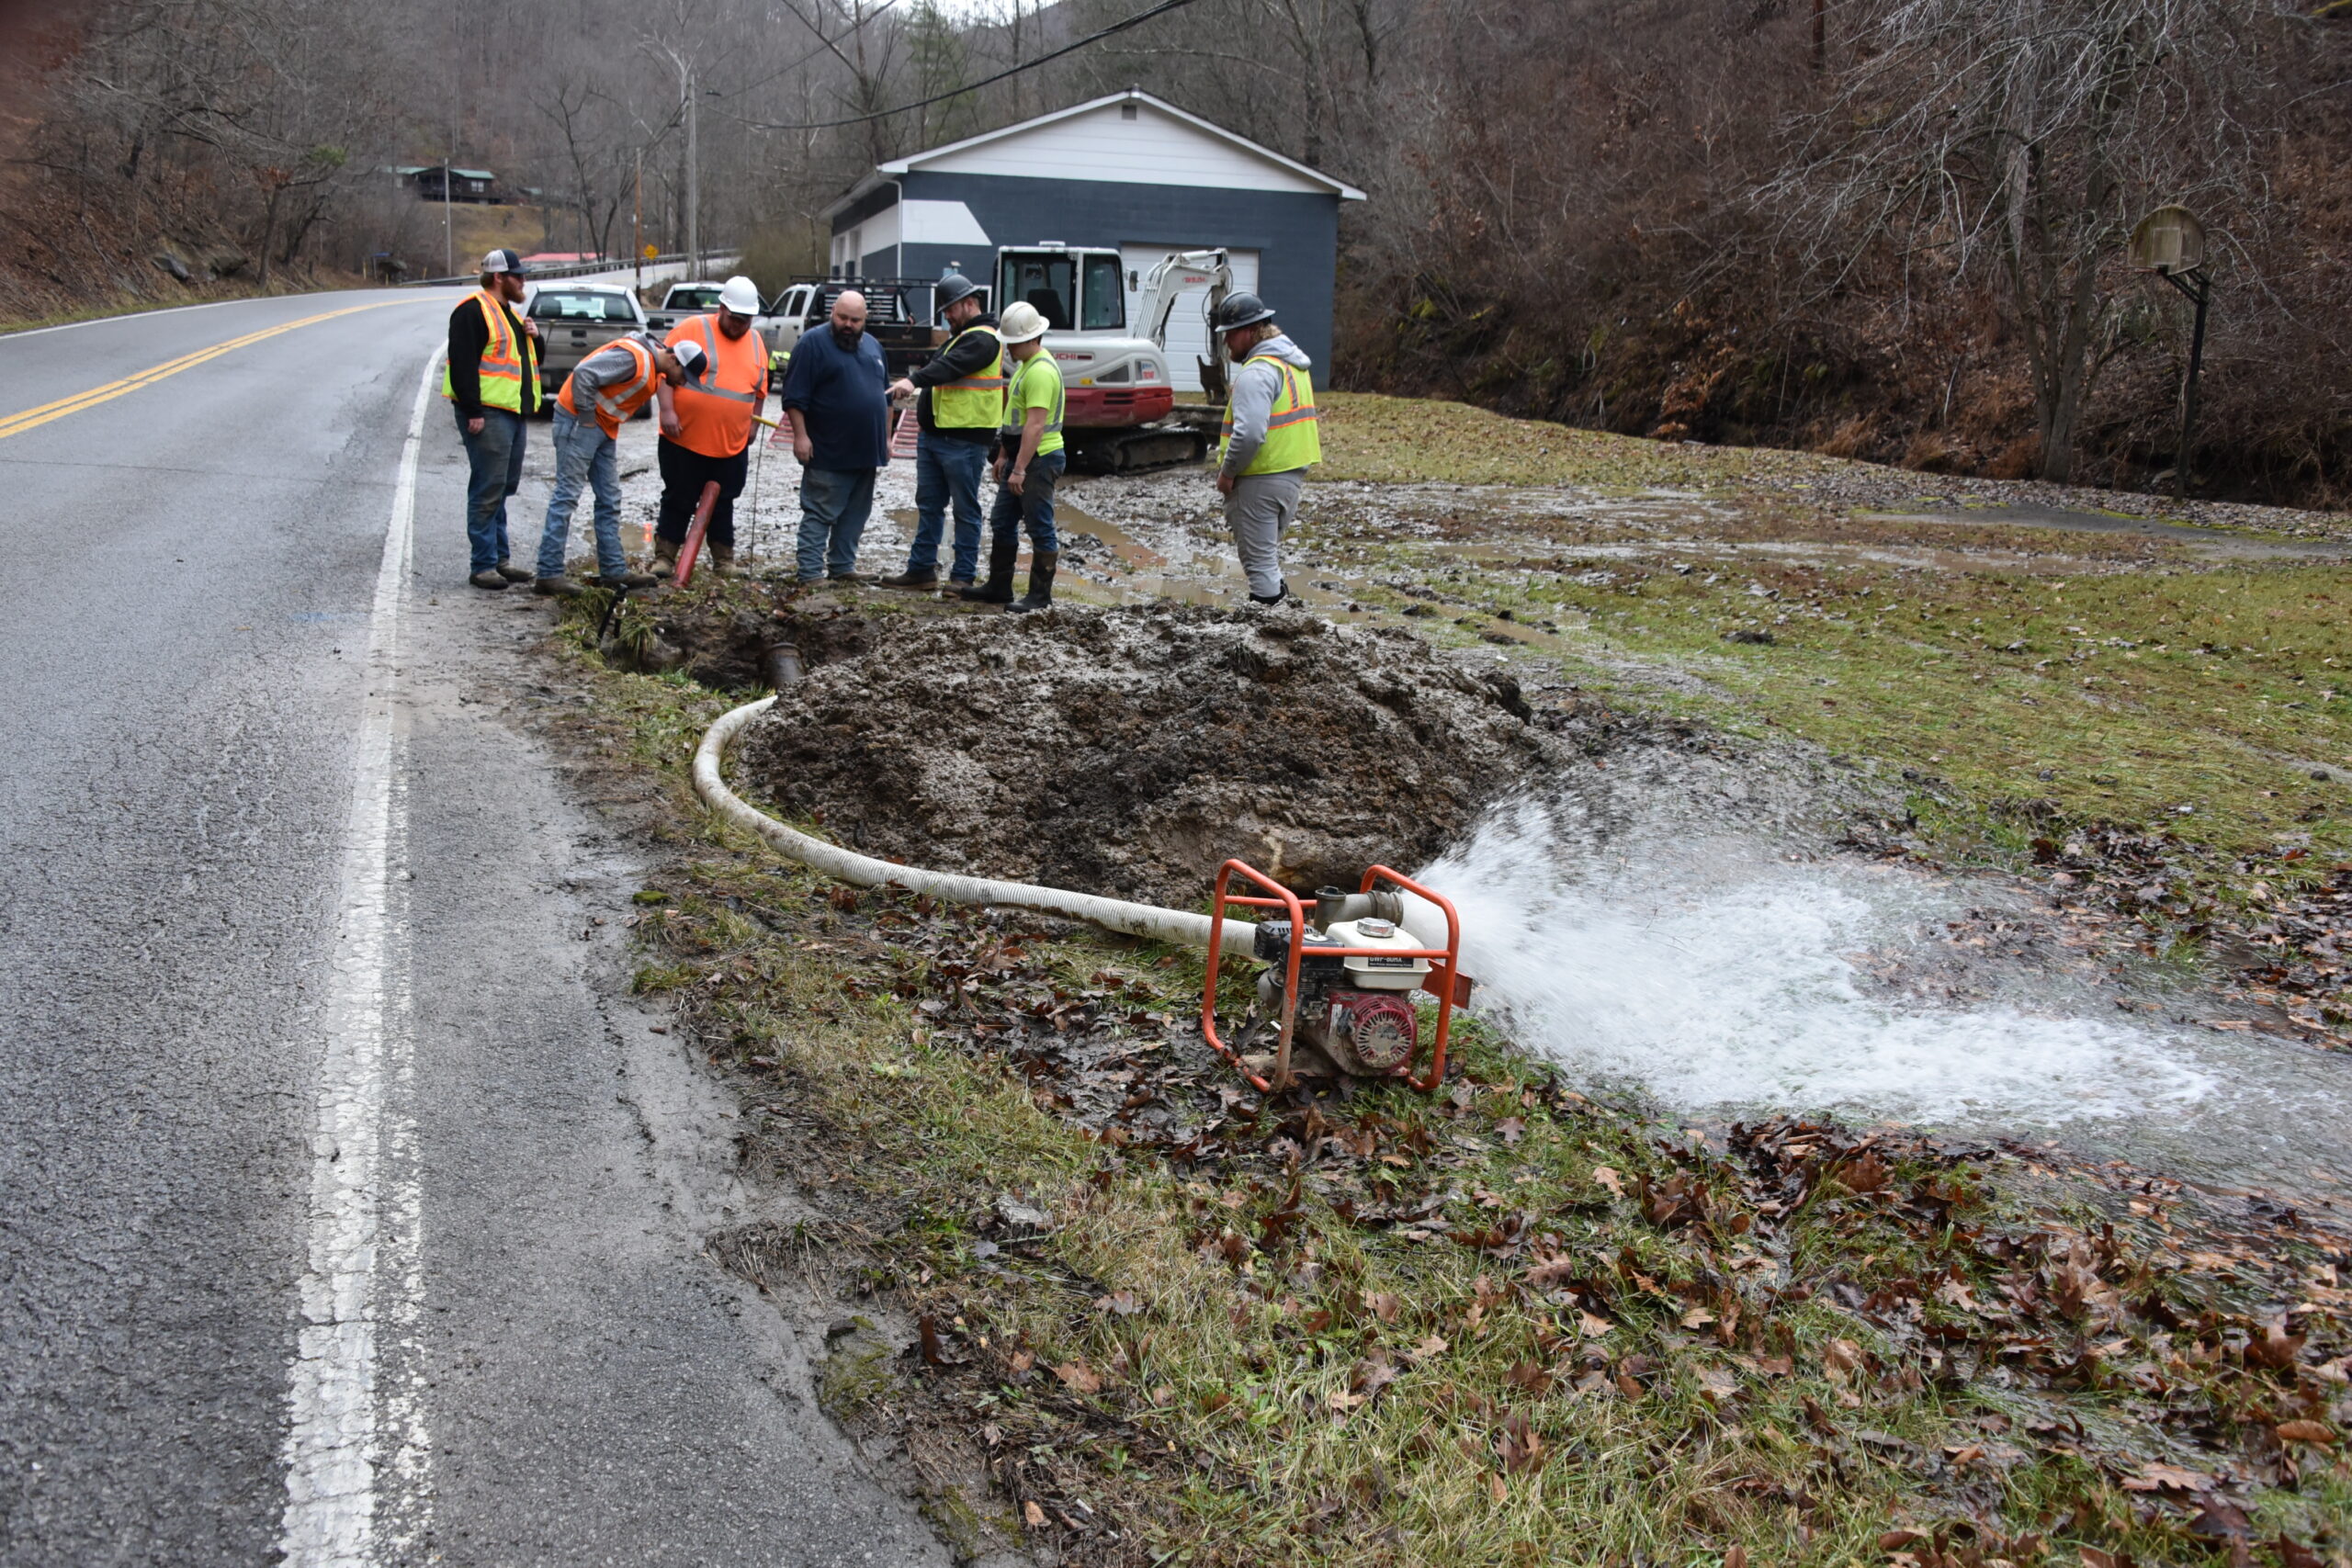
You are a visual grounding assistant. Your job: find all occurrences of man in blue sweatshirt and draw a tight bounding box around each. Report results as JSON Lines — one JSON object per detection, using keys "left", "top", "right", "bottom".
{"left": 778, "top": 290, "right": 891, "bottom": 584}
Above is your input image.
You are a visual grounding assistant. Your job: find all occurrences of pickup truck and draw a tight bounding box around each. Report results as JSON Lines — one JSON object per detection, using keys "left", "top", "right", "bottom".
{"left": 525, "top": 284, "right": 648, "bottom": 407}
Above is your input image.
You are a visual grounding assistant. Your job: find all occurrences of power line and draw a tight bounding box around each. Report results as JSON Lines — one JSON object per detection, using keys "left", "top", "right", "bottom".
{"left": 741, "top": 0, "right": 1204, "bottom": 132}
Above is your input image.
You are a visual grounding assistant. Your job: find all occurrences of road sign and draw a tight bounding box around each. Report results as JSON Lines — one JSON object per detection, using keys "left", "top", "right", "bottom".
{"left": 643, "top": 244, "right": 659, "bottom": 260}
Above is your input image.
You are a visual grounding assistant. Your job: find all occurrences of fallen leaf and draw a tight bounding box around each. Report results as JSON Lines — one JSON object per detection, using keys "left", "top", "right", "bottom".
{"left": 1488, "top": 1472, "right": 1507, "bottom": 1504}
{"left": 1497, "top": 1116, "right": 1527, "bottom": 1145}
{"left": 1023, "top": 1501, "right": 1046, "bottom": 1529}
{"left": 2121, "top": 1460, "right": 2211, "bottom": 1493}
{"left": 1093, "top": 1290, "right": 1143, "bottom": 1316}
{"left": 1822, "top": 1338, "right": 1861, "bottom": 1382}
{"left": 1692, "top": 1363, "right": 1738, "bottom": 1404}
{"left": 1577, "top": 1310, "right": 1613, "bottom": 1338}
{"left": 1406, "top": 1334, "right": 1450, "bottom": 1361}
{"left": 1055, "top": 1360, "right": 1102, "bottom": 1394}
{"left": 1365, "top": 1291, "right": 1404, "bottom": 1323}
{"left": 1724, "top": 1548, "right": 1747, "bottom": 1568}
{"left": 2274, "top": 1420, "right": 2335, "bottom": 1446}
{"left": 1592, "top": 1166, "right": 1624, "bottom": 1197}
{"left": 1681, "top": 1306, "right": 1717, "bottom": 1329}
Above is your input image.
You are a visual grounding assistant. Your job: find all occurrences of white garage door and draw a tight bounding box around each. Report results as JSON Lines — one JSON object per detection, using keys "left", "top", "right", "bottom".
{"left": 1119, "top": 245, "right": 1259, "bottom": 393}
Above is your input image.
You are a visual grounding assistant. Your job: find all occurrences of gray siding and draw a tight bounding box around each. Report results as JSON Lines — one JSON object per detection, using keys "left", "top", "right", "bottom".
{"left": 860, "top": 172, "right": 1340, "bottom": 376}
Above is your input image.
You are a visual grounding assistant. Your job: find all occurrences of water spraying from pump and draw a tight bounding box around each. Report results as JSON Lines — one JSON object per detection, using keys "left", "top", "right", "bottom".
{"left": 1407, "top": 791, "right": 2352, "bottom": 1202}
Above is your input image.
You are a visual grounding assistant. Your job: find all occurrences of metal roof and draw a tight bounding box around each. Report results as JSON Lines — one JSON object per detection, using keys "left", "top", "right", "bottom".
{"left": 824, "top": 88, "right": 1365, "bottom": 220}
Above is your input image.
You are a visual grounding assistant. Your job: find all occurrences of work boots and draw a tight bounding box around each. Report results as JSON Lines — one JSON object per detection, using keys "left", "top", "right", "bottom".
{"left": 960, "top": 534, "right": 1018, "bottom": 604}
{"left": 878, "top": 566, "right": 940, "bottom": 591}
{"left": 708, "top": 543, "right": 735, "bottom": 577}
{"left": 1006, "top": 548, "right": 1057, "bottom": 614}
{"left": 651, "top": 536, "right": 680, "bottom": 579}
{"left": 493, "top": 560, "right": 532, "bottom": 582}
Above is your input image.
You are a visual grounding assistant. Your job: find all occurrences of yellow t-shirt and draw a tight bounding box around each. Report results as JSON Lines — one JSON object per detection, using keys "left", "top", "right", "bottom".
{"left": 1001, "top": 351, "right": 1065, "bottom": 458}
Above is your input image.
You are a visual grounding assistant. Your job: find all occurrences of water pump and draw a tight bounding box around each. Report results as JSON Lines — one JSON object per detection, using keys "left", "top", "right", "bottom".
{"left": 1203, "top": 863, "right": 1471, "bottom": 1092}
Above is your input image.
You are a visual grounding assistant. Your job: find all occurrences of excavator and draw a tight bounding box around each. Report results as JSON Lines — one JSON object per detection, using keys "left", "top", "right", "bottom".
{"left": 989, "top": 244, "right": 1236, "bottom": 472}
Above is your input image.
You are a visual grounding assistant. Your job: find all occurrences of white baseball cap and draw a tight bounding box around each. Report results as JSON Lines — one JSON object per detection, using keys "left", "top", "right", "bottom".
{"left": 718, "top": 276, "right": 761, "bottom": 314}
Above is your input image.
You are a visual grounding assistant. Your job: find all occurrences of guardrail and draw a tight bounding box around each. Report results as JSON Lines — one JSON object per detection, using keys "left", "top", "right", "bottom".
{"left": 393, "top": 250, "right": 738, "bottom": 288}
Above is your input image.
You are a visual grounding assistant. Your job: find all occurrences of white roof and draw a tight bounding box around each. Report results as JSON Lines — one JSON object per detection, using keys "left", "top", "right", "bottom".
{"left": 834, "top": 89, "right": 1365, "bottom": 214}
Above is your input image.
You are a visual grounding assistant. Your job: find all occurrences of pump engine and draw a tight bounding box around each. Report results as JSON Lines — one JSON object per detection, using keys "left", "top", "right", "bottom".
{"left": 1247, "top": 888, "right": 1433, "bottom": 1077}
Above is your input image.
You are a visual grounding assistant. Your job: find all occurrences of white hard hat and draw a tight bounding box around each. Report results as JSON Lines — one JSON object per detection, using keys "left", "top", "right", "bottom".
{"left": 997, "top": 300, "right": 1049, "bottom": 344}
{"left": 718, "top": 275, "right": 760, "bottom": 315}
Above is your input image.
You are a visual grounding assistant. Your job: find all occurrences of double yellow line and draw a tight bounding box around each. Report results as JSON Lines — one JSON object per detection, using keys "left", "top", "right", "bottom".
{"left": 0, "top": 299, "right": 405, "bottom": 443}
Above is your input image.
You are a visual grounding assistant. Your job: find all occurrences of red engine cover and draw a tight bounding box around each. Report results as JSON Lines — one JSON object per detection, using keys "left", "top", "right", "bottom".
{"left": 1330, "top": 989, "right": 1418, "bottom": 1075}
{"left": 1062, "top": 382, "right": 1175, "bottom": 429}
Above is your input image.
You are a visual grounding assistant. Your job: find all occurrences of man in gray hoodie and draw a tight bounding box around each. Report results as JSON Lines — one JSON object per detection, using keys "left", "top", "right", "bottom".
{"left": 1212, "top": 293, "right": 1322, "bottom": 605}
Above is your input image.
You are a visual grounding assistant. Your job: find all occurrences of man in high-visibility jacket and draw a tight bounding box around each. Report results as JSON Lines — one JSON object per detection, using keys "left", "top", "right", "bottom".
{"left": 444, "top": 248, "right": 542, "bottom": 591}
{"left": 1212, "top": 292, "right": 1321, "bottom": 606}
{"left": 532, "top": 332, "right": 703, "bottom": 597}
{"left": 651, "top": 275, "right": 769, "bottom": 579}
{"left": 879, "top": 272, "right": 1002, "bottom": 592}
{"left": 962, "top": 300, "right": 1064, "bottom": 613}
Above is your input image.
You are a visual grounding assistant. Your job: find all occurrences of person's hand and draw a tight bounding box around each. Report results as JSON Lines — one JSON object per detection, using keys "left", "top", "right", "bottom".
{"left": 659, "top": 408, "right": 683, "bottom": 438}
{"left": 992, "top": 457, "right": 1008, "bottom": 486}
{"left": 1009, "top": 466, "right": 1026, "bottom": 496}
{"left": 519, "top": 318, "right": 539, "bottom": 340}
{"left": 1216, "top": 471, "right": 1236, "bottom": 496}
{"left": 466, "top": 416, "right": 485, "bottom": 435}
{"left": 888, "top": 377, "right": 915, "bottom": 400}
{"left": 793, "top": 434, "right": 814, "bottom": 464}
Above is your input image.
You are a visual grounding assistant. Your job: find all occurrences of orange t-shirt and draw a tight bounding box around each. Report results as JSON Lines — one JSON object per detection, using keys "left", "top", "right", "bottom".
{"left": 664, "top": 314, "right": 765, "bottom": 457}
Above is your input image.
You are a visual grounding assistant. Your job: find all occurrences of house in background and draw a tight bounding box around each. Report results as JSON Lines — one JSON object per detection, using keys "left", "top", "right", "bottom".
{"left": 823, "top": 88, "right": 1365, "bottom": 389}
{"left": 394, "top": 165, "right": 501, "bottom": 204}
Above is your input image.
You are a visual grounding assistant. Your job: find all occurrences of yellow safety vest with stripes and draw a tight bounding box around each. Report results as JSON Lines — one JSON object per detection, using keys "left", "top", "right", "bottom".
{"left": 930, "top": 323, "right": 1006, "bottom": 430}
{"left": 1219, "top": 347, "right": 1320, "bottom": 476}
{"left": 1001, "top": 351, "right": 1065, "bottom": 458}
{"left": 440, "top": 288, "right": 539, "bottom": 414}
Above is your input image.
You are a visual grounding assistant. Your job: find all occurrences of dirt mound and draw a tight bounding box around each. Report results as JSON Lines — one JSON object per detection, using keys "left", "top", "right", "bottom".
{"left": 735, "top": 604, "right": 1561, "bottom": 907}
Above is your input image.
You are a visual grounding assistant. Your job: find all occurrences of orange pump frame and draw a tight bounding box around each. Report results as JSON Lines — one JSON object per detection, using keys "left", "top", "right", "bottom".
{"left": 1201, "top": 861, "right": 1467, "bottom": 1093}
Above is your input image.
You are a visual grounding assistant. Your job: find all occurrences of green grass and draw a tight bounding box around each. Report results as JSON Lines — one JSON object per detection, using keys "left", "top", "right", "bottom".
{"left": 533, "top": 638, "right": 2349, "bottom": 1568}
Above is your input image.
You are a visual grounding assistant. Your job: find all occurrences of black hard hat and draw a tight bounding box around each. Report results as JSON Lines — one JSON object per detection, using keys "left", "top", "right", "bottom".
{"left": 1212, "top": 291, "right": 1276, "bottom": 332}
{"left": 934, "top": 272, "right": 981, "bottom": 317}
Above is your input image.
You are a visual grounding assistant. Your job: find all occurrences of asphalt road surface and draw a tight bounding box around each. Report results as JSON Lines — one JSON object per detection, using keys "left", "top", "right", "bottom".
{"left": 0, "top": 293, "right": 953, "bottom": 1566}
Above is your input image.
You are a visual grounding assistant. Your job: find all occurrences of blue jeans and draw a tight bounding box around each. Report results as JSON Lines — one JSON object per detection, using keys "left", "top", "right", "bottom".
{"left": 456, "top": 409, "right": 526, "bottom": 574}
{"left": 987, "top": 448, "right": 1066, "bottom": 554}
{"left": 907, "top": 433, "right": 990, "bottom": 581}
{"left": 536, "top": 409, "right": 627, "bottom": 579}
{"left": 796, "top": 467, "right": 876, "bottom": 581}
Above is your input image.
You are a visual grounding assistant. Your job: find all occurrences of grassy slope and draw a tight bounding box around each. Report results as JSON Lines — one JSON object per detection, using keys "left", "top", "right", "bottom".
{"left": 539, "top": 581, "right": 2350, "bottom": 1568}
{"left": 1307, "top": 393, "right": 2352, "bottom": 925}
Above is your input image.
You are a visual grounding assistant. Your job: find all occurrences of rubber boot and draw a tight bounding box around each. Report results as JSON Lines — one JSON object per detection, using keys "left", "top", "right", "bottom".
{"left": 652, "top": 536, "right": 680, "bottom": 580}
{"left": 960, "top": 534, "right": 1018, "bottom": 604}
{"left": 1005, "top": 548, "right": 1057, "bottom": 614}
{"left": 709, "top": 542, "right": 735, "bottom": 578}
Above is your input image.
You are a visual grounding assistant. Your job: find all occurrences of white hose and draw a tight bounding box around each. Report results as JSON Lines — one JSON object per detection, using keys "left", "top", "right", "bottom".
{"left": 694, "top": 695, "right": 1259, "bottom": 957}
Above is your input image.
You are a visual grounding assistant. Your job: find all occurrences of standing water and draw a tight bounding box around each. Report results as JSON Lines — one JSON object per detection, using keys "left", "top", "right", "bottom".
{"left": 1409, "top": 792, "right": 2352, "bottom": 1205}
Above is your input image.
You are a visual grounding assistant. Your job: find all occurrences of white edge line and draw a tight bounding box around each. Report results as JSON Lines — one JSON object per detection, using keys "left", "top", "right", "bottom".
{"left": 276, "top": 350, "right": 436, "bottom": 1566}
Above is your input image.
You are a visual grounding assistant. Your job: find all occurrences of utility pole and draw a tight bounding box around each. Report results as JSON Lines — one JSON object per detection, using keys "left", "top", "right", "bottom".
{"left": 633, "top": 151, "right": 644, "bottom": 290}
{"left": 446, "top": 0, "right": 458, "bottom": 277}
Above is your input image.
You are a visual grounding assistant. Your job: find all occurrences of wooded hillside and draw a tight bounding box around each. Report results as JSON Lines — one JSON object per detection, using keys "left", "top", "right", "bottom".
{"left": 4, "top": 0, "right": 2345, "bottom": 505}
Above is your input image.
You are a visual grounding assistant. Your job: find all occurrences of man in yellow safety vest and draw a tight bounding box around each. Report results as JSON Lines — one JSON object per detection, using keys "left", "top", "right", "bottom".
{"left": 443, "top": 247, "right": 542, "bottom": 591}
{"left": 879, "top": 271, "right": 1003, "bottom": 592}
{"left": 1212, "top": 292, "right": 1321, "bottom": 606}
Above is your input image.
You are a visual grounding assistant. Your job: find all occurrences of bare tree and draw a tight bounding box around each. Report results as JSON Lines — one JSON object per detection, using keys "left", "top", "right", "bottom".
{"left": 1776, "top": 0, "right": 2290, "bottom": 480}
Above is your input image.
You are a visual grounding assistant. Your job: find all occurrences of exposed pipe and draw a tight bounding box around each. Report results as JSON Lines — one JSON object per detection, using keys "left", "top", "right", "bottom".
{"left": 694, "top": 695, "right": 1261, "bottom": 957}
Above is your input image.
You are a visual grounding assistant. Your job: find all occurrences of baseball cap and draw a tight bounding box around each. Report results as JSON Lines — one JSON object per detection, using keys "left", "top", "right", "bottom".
{"left": 480, "top": 248, "right": 524, "bottom": 276}
{"left": 671, "top": 339, "right": 708, "bottom": 378}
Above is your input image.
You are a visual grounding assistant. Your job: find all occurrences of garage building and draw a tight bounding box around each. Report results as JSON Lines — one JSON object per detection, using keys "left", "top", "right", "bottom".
{"left": 823, "top": 88, "right": 1365, "bottom": 389}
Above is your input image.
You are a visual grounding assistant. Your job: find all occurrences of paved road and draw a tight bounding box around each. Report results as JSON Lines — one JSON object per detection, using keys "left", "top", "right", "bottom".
{"left": 0, "top": 294, "right": 951, "bottom": 1565}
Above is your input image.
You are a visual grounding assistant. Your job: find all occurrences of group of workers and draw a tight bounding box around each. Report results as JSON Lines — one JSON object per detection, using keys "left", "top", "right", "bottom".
{"left": 443, "top": 246, "right": 1320, "bottom": 608}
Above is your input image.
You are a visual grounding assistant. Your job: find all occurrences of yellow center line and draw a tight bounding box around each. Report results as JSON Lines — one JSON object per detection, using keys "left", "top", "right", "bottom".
{"left": 0, "top": 300, "right": 410, "bottom": 442}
